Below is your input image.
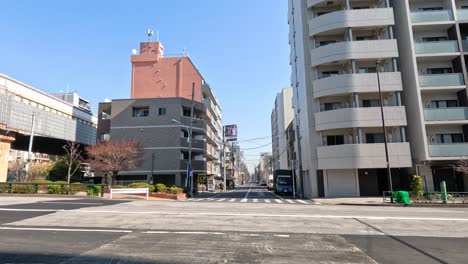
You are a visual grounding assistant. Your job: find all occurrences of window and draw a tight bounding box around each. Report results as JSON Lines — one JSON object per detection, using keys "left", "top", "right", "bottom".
{"left": 426, "top": 68, "right": 452, "bottom": 74}
{"left": 100, "top": 134, "right": 110, "bottom": 141}
{"left": 325, "top": 135, "right": 344, "bottom": 146}
{"left": 353, "top": 6, "right": 370, "bottom": 9}
{"left": 434, "top": 134, "right": 464, "bottom": 144}
{"left": 317, "top": 11, "right": 331, "bottom": 16}
{"left": 362, "top": 99, "right": 381, "bottom": 107}
{"left": 319, "top": 40, "right": 336, "bottom": 47}
{"left": 366, "top": 133, "right": 385, "bottom": 143}
{"left": 132, "top": 107, "right": 149, "bottom": 117}
{"left": 158, "top": 107, "right": 166, "bottom": 116}
{"left": 183, "top": 108, "right": 191, "bottom": 117}
{"left": 320, "top": 71, "right": 339, "bottom": 78}
{"left": 322, "top": 102, "right": 343, "bottom": 111}
{"left": 356, "top": 36, "right": 374, "bottom": 41}
{"left": 419, "top": 7, "right": 443, "bottom": 11}
{"left": 358, "top": 67, "right": 377, "bottom": 73}
{"left": 431, "top": 100, "right": 458, "bottom": 108}
{"left": 422, "top": 36, "right": 448, "bottom": 42}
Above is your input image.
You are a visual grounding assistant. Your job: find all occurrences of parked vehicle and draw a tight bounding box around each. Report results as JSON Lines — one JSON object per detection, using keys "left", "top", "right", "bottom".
{"left": 273, "top": 170, "right": 293, "bottom": 194}
{"left": 267, "top": 174, "right": 274, "bottom": 190}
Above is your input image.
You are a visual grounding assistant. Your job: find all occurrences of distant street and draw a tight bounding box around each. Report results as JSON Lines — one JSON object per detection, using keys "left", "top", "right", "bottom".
{"left": 0, "top": 192, "right": 468, "bottom": 263}
{"left": 192, "top": 183, "right": 313, "bottom": 204}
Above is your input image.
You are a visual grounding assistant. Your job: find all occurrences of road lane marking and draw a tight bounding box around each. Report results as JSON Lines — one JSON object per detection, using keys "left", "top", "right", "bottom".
{"left": 39, "top": 202, "right": 104, "bottom": 205}
{"left": 243, "top": 185, "right": 252, "bottom": 200}
{"left": 265, "top": 199, "right": 271, "bottom": 203}
{"left": 76, "top": 210, "right": 468, "bottom": 222}
{"left": 0, "top": 208, "right": 64, "bottom": 212}
{"left": 253, "top": 199, "right": 258, "bottom": 203}
{"left": 0, "top": 227, "right": 132, "bottom": 233}
{"left": 217, "top": 199, "right": 226, "bottom": 202}
{"left": 297, "top": 200, "right": 309, "bottom": 204}
{"left": 285, "top": 199, "right": 295, "bottom": 204}
{"left": 274, "top": 234, "right": 290, "bottom": 238}
{"left": 274, "top": 199, "right": 284, "bottom": 204}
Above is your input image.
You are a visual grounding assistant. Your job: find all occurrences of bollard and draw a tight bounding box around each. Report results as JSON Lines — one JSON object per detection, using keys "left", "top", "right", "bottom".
{"left": 440, "top": 181, "right": 447, "bottom": 204}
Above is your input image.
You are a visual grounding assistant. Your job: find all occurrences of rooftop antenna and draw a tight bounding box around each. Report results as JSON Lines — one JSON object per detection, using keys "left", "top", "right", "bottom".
{"left": 147, "top": 28, "right": 153, "bottom": 42}
{"left": 182, "top": 48, "right": 188, "bottom": 57}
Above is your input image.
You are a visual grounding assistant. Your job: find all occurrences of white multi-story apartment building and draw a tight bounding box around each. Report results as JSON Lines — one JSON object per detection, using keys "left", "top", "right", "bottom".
{"left": 289, "top": 0, "right": 414, "bottom": 197}
{"left": 393, "top": 0, "right": 468, "bottom": 193}
{"left": 271, "top": 87, "right": 294, "bottom": 171}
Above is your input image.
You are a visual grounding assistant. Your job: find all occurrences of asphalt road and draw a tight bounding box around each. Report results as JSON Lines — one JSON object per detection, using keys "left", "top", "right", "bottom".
{"left": 0, "top": 186, "right": 467, "bottom": 263}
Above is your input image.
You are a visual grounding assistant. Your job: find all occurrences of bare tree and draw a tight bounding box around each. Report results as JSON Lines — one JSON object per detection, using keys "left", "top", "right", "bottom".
{"left": 63, "top": 141, "right": 82, "bottom": 184}
{"left": 86, "top": 140, "right": 143, "bottom": 186}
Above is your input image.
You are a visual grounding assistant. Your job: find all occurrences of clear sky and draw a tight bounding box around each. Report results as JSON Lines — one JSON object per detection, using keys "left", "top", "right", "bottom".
{"left": 0, "top": 0, "right": 290, "bottom": 172}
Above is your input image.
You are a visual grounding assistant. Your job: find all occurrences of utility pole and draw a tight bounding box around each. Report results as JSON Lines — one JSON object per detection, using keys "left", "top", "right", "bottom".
{"left": 25, "top": 112, "right": 36, "bottom": 180}
{"left": 222, "top": 126, "right": 227, "bottom": 191}
{"left": 188, "top": 82, "right": 195, "bottom": 197}
{"left": 377, "top": 61, "right": 394, "bottom": 203}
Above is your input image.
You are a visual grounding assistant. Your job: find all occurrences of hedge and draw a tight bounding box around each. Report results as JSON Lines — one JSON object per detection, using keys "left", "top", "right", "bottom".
{"left": 127, "top": 182, "right": 155, "bottom": 192}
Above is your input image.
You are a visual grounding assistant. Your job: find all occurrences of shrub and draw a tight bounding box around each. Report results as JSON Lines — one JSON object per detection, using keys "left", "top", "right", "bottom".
{"left": 12, "top": 184, "right": 36, "bottom": 194}
{"left": 0, "top": 184, "right": 9, "bottom": 193}
{"left": 111, "top": 185, "right": 125, "bottom": 189}
{"left": 128, "top": 182, "right": 155, "bottom": 192}
{"left": 410, "top": 175, "right": 424, "bottom": 199}
{"left": 33, "top": 179, "right": 53, "bottom": 183}
{"left": 47, "top": 184, "right": 62, "bottom": 194}
{"left": 87, "top": 185, "right": 102, "bottom": 196}
{"left": 168, "top": 186, "right": 184, "bottom": 194}
{"left": 62, "top": 183, "right": 83, "bottom": 195}
{"left": 53, "top": 181, "right": 68, "bottom": 184}
{"left": 155, "top": 183, "right": 167, "bottom": 193}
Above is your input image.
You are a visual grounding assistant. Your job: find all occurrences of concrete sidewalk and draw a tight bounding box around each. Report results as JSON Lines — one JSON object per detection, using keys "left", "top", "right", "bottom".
{"left": 312, "top": 197, "right": 388, "bottom": 206}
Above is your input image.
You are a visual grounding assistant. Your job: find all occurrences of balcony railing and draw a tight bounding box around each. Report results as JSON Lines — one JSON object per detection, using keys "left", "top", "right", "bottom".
{"left": 419, "top": 73, "right": 465, "bottom": 87}
{"left": 424, "top": 107, "right": 468, "bottom": 121}
{"left": 415, "top": 41, "right": 459, "bottom": 54}
{"left": 429, "top": 144, "right": 468, "bottom": 157}
{"left": 411, "top": 10, "right": 453, "bottom": 23}
{"left": 458, "top": 9, "right": 468, "bottom": 21}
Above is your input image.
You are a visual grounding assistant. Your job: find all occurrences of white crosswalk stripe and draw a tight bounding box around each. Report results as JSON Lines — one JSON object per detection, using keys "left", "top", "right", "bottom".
{"left": 229, "top": 198, "right": 236, "bottom": 202}
{"left": 241, "top": 199, "right": 247, "bottom": 203}
{"left": 253, "top": 199, "right": 258, "bottom": 203}
{"left": 297, "top": 200, "right": 309, "bottom": 204}
{"left": 217, "top": 199, "right": 226, "bottom": 202}
{"left": 184, "top": 197, "right": 315, "bottom": 205}
{"left": 274, "top": 199, "right": 283, "bottom": 204}
{"left": 285, "top": 199, "right": 294, "bottom": 204}
{"left": 265, "top": 199, "right": 270, "bottom": 203}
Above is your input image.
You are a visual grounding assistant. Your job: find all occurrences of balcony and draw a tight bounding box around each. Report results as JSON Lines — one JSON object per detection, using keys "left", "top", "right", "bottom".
{"left": 424, "top": 107, "right": 468, "bottom": 121}
{"left": 411, "top": 10, "right": 453, "bottom": 23}
{"left": 180, "top": 138, "right": 206, "bottom": 151}
{"left": 315, "top": 106, "right": 407, "bottom": 131}
{"left": 312, "top": 72, "right": 402, "bottom": 98}
{"left": 458, "top": 9, "right": 468, "bottom": 21}
{"left": 419, "top": 73, "right": 465, "bottom": 87}
{"left": 317, "top": 143, "right": 412, "bottom": 169}
{"left": 429, "top": 144, "right": 468, "bottom": 157}
{"left": 310, "top": 39, "right": 398, "bottom": 67}
{"left": 415, "top": 41, "right": 459, "bottom": 54}
{"left": 309, "top": 8, "right": 394, "bottom": 37}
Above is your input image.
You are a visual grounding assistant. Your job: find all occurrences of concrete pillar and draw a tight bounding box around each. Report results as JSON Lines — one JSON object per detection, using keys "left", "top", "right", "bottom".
{"left": 345, "top": 0, "right": 350, "bottom": 10}
{"left": 347, "top": 28, "right": 353, "bottom": 42}
{"left": 351, "top": 60, "right": 357, "bottom": 73}
{"left": 0, "top": 135, "right": 15, "bottom": 182}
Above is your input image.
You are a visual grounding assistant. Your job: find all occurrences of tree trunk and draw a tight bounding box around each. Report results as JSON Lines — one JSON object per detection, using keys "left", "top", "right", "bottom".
{"left": 67, "top": 163, "right": 72, "bottom": 184}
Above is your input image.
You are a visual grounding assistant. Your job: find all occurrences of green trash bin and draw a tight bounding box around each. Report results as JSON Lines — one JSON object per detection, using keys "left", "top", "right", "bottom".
{"left": 392, "top": 191, "right": 411, "bottom": 206}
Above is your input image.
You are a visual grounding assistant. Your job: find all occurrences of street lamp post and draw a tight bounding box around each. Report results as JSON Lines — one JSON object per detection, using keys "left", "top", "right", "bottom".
{"left": 376, "top": 61, "right": 394, "bottom": 203}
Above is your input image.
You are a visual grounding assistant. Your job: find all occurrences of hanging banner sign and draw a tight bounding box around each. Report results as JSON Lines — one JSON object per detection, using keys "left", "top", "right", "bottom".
{"left": 224, "top": 124, "right": 237, "bottom": 141}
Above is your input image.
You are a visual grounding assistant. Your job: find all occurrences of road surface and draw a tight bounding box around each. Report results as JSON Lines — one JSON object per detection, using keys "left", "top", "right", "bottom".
{"left": 0, "top": 185, "right": 467, "bottom": 263}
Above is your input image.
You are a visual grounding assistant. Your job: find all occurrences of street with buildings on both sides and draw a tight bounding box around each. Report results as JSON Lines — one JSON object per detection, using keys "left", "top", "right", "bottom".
{"left": 0, "top": 183, "right": 468, "bottom": 264}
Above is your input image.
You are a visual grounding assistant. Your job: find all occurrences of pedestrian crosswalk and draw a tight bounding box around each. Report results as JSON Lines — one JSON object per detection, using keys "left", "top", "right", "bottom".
{"left": 183, "top": 198, "right": 317, "bottom": 205}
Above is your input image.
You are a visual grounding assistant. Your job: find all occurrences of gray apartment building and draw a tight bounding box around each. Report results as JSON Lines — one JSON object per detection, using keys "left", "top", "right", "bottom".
{"left": 289, "top": 0, "right": 468, "bottom": 197}
{"left": 98, "top": 97, "right": 210, "bottom": 186}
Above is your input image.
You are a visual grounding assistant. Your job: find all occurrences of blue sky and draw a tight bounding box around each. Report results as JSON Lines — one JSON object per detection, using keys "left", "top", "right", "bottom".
{"left": 0, "top": 0, "right": 290, "bottom": 172}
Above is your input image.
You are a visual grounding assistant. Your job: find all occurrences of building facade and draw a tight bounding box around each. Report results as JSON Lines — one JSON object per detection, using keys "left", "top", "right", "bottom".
{"left": 271, "top": 87, "right": 294, "bottom": 171}
{"left": 289, "top": 0, "right": 413, "bottom": 197}
{"left": 393, "top": 0, "right": 468, "bottom": 192}
{"left": 0, "top": 73, "right": 97, "bottom": 182}
{"left": 97, "top": 40, "right": 222, "bottom": 186}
